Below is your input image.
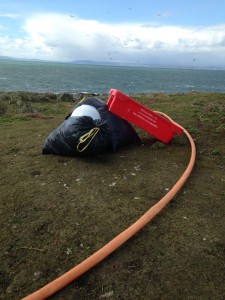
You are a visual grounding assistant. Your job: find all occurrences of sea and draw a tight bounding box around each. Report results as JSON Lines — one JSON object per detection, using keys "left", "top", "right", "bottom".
{"left": 0, "top": 60, "right": 225, "bottom": 94}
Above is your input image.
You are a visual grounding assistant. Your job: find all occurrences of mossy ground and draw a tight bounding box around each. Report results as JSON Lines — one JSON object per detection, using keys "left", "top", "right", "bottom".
{"left": 0, "top": 92, "right": 225, "bottom": 299}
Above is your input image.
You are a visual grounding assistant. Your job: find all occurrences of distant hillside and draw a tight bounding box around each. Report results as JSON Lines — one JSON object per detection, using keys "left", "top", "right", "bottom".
{"left": 0, "top": 56, "right": 15, "bottom": 61}
{"left": 0, "top": 56, "right": 51, "bottom": 63}
{"left": 0, "top": 56, "right": 224, "bottom": 70}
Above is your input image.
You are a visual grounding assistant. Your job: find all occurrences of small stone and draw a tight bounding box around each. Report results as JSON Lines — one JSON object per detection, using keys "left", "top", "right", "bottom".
{"left": 34, "top": 271, "right": 42, "bottom": 278}
{"left": 66, "top": 247, "right": 72, "bottom": 255}
{"left": 99, "top": 291, "right": 114, "bottom": 298}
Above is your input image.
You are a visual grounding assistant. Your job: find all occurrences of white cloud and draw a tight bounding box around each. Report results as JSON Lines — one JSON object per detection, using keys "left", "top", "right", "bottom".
{"left": 0, "top": 13, "right": 20, "bottom": 19}
{"left": 1, "top": 13, "right": 225, "bottom": 67}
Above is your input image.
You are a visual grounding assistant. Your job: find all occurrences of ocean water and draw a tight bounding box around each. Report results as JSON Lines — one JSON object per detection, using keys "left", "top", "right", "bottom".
{"left": 0, "top": 60, "right": 225, "bottom": 94}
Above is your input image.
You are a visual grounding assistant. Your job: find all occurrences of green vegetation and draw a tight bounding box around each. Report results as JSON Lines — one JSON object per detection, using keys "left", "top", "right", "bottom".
{"left": 0, "top": 91, "right": 224, "bottom": 299}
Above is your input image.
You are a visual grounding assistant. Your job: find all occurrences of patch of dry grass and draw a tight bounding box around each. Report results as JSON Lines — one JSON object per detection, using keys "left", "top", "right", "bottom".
{"left": 0, "top": 92, "right": 224, "bottom": 299}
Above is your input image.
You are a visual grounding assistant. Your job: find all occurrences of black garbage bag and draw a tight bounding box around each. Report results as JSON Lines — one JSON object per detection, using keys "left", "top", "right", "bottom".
{"left": 66, "top": 97, "right": 141, "bottom": 152}
{"left": 42, "top": 97, "right": 140, "bottom": 157}
{"left": 42, "top": 116, "right": 111, "bottom": 157}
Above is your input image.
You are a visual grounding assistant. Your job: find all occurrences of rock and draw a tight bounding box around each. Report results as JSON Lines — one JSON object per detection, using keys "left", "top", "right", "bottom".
{"left": 57, "top": 93, "right": 74, "bottom": 102}
{"left": 16, "top": 99, "right": 37, "bottom": 113}
{"left": 0, "top": 103, "right": 7, "bottom": 115}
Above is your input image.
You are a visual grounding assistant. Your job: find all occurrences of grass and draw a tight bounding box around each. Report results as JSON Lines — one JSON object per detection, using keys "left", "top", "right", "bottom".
{"left": 0, "top": 91, "right": 225, "bottom": 300}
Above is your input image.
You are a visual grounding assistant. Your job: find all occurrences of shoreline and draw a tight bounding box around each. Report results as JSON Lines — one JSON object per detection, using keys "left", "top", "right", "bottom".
{"left": 1, "top": 90, "right": 225, "bottom": 100}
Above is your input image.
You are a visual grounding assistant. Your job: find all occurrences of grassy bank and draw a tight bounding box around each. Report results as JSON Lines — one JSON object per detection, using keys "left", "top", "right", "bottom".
{"left": 0, "top": 91, "right": 225, "bottom": 299}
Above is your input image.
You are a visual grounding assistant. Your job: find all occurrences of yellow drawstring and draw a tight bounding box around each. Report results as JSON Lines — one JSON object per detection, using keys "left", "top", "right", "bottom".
{"left": 77, "top": 127, "right": 100, "bottom": 152}
{"left": 78, "top": 96, "right": 86, "bottom": 103}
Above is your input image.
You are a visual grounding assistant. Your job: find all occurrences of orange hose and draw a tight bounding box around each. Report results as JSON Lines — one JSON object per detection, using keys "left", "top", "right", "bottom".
{"left": 22, "top": 112, "right": 196, "bottom": 300}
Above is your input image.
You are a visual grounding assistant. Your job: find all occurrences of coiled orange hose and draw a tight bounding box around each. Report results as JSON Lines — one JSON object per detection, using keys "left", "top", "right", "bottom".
{"left": 22, "top": 112, "right": 196, "bottom": 300}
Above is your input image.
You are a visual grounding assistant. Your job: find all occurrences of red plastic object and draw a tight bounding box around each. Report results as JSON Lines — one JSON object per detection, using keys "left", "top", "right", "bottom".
{"left": 107, "top": 89, "right": 183, "bottom": 143}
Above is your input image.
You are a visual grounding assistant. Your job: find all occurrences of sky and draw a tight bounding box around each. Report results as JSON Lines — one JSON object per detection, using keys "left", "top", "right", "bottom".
{"left": 0, "top": 0, "right": 225, "bottom": 68}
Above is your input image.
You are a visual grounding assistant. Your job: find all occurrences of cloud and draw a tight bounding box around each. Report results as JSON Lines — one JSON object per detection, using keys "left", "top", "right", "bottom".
{"left": 1, "top": 13, "right": 225, "bottom": 67}
{"left": 0, "top": 13, "right": 20, "bottom": 19}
